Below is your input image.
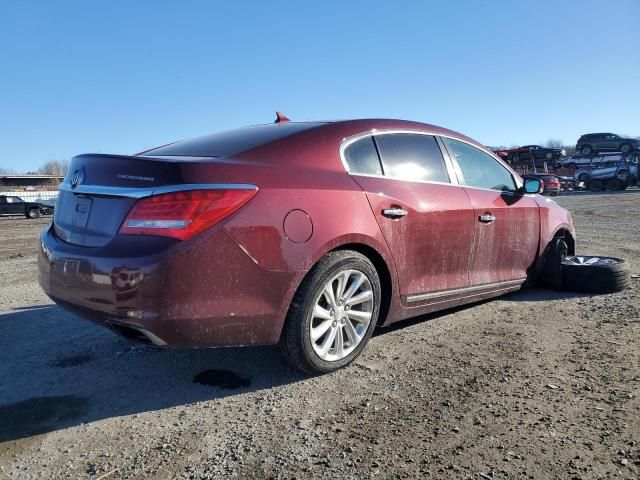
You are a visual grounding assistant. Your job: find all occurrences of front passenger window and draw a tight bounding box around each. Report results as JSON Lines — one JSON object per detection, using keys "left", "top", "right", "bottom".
{"left": 442, "top": 138, "right": 516, "bottom": 192}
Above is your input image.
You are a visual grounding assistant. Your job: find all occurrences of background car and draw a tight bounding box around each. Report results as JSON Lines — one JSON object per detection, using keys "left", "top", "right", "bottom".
{"left": 576, "top": 133, "right": 640, "bottom": 156}
{"left": 524, "top": 173, "right": 561, "bottom": 196}
{"left": 507, "top": 145, "right": 566, "bottom": 167}
{"left": 38, "top": 117, "right": 575, "bottom": 374}
{"left": 574, "top": 153, "right": 639, "bottom": 191}
{"left": 0, "top": 195, "right": 54, "bottom": 218}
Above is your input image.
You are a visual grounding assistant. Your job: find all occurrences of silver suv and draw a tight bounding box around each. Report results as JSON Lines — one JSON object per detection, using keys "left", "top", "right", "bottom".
{"left": 576, "top": 133, "right": 640, "bottom": 156}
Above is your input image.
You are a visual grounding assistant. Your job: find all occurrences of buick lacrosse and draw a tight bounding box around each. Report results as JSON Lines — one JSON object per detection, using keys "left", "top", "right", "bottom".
{"left": 39, "top": 116, "right": 575, "bottom": 373}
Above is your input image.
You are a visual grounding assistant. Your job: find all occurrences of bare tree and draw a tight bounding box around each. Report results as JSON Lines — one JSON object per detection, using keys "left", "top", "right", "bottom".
{"left": 544, "top": 138, "right": 564, "bottom": 148}
{"left": 0, "top": 167, "right": 16, "bottom": 174}
{"left": 38, "top": 159, "right": 69, "bottom": 176}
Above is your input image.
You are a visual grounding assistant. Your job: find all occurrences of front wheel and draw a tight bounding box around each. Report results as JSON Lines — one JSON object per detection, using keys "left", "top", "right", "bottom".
{"left": 580, "top": 145, "right": 593, "bottom": 156}
{"left": 620, "top": 143, "right": 632, "bottom": 154}
{"left": 280, "top": 250, "right": 381, "bottom": 374}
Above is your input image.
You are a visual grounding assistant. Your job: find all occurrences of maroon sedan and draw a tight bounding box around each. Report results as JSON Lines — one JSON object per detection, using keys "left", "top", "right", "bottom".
{"left": 39, "top": 117, "right": 575, "bottom": 373}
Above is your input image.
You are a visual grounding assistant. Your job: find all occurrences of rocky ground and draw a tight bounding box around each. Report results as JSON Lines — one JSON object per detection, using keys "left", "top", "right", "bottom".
{"left": 0, "top": 190, "right": 638, "bottom": 479}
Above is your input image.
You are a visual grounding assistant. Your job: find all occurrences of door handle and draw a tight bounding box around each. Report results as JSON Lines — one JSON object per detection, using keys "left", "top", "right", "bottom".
{"left": 479, "top": 214, "right": 496, "bottom": 223}
{"left": 382, "top": 208, "right": 408, "bottom": 219}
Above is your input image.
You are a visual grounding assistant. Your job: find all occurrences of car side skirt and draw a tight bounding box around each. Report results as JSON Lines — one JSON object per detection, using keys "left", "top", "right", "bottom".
{"left": 404, "top": 278, "right": 526, "bottom": 305}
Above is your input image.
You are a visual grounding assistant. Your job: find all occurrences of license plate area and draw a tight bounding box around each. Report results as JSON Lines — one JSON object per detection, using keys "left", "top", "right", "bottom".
{"left": 72, "top": 197, "right": 92, "bottom": 228}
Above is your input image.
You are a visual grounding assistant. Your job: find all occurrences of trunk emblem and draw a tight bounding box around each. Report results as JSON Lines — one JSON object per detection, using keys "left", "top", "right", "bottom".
{"left": 70, "top": 168, "right": 84, "bottom": 189}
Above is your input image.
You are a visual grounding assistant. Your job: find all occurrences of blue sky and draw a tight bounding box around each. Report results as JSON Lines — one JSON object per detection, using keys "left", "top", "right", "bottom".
{"left": 1, "top": 0, "right": 639, "bottom": 172}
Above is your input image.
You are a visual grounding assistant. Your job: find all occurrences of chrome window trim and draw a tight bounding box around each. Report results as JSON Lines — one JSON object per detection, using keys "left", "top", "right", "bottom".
{"left": 59, "top": 183, "right": 258, "bottom": 199}
{"left": 339, "top": 129, "right": 524, "bottom": 191}
{"left": 405, "top": 278, "right": 526, "bottom": 303}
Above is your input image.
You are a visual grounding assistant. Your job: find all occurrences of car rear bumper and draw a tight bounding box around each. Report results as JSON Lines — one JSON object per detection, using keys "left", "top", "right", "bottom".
{"left": 38, "top": 224, "right": 302, "bottom": 347}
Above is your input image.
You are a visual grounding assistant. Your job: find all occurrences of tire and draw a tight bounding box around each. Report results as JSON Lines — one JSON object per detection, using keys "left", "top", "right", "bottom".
{"left": 561, "top": 256, "right": 630, "bottom": 293}
{"left": 588, "top": 180, "right": 604, "bottom": 192}
{"left": 280, "top": 250, "right": 381, "bottom": 374}
{"left": 577, "top": 172, "right": 588, "bottom": 182}
{"left": 545, "top": 152, "right": 553, "bottom": 160}
{"left": 580, "top": 145, "right": 593, "bottom": 156}
{"left": 606, "top": 178, "right": 623, "bottom": 191}
{"left": 27, "top": 208, "right": 40, "bottom": 219}
{"left": 512, "top": 154, "right": 520, "bottom": 164}
{"left": 540, "top": 238, "right": 568, "bottom": 290}
{"left": 620, "top": 143, "right": 631, "bottom": 154}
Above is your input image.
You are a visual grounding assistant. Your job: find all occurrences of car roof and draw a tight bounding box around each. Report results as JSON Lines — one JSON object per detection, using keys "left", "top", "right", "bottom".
{"left": 142, "top": 118, "right": 492, "bottom": 161}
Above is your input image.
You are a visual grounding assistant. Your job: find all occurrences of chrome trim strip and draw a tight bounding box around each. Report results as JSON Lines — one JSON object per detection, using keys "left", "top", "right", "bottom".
{"left": 405, "top": 278, "right": 526, "bottom": 303}
{"left": 59, "top": 183, "right": 258, "bottom": 198}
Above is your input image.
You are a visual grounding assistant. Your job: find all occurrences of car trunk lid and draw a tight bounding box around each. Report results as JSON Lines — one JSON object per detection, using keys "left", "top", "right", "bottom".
{"left": 54, "top": 154, "right": 191, "bottom": 247}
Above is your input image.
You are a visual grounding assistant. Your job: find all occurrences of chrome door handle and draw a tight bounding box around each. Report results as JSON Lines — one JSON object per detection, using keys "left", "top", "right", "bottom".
{"left": 382, "top": 208, "right": 408, "bottom": 219}
{"left": 479, "top": 214, "right": 496, "bottom": 223}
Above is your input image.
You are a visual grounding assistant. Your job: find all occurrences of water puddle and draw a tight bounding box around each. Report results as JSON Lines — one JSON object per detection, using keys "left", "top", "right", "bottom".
{"left": 193, "top": 369, "right": 251, "bottom": 389}
{"left": 0, "top": 395, "right": 89, "bottom": 441}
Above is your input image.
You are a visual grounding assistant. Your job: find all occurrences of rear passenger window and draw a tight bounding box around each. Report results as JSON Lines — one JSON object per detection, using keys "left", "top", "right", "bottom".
{"left": 374, "top": 134, "right": 450, "bottom": 183}
{"left": 343, "top": 137, "right": 383, "bottom": 176}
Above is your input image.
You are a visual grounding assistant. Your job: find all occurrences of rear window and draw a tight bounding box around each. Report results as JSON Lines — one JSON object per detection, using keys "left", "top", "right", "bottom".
{"left": 343, "top": 137, "right": 383, "bottom": 176}
{"left": 374, "top": 133, "right": 450, "bottom": 183}
{"left": 141, "top": 122, "right": 325, "bottom": 158}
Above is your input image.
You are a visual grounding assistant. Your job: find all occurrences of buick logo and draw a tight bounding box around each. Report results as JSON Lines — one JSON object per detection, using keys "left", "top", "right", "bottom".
{"left": 70, "top": 168, "right": 84, "bottom": 189}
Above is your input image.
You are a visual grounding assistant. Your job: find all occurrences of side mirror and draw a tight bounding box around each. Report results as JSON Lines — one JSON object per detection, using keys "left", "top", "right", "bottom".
{"left": 523, "top": 177, "right": 543, "bottom": 194}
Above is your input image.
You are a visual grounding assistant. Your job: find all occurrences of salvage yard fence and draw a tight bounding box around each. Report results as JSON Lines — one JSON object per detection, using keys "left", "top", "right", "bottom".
{"left": 0, "top": 190, "right": 59, "bottom": 203}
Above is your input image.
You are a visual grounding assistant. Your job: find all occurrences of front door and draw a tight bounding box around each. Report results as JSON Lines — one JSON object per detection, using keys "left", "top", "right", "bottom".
{"left": 342, "top": 133, "right": 475, "bottom": 301}
{"left": 440, "top": 137, "right": 540, "bottom": 286}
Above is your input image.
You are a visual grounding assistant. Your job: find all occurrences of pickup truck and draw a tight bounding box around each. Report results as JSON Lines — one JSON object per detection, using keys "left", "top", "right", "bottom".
{"left": 0, "top": 195, "right": 54, "bottom": 218}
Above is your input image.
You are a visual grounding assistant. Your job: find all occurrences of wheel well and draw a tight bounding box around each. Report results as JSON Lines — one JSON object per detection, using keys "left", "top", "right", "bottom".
{"left": 553, "top": 229, "right": 575, "bottom": 255}
{"left": 330, "top": 243, "right": 393, "bottom": 326}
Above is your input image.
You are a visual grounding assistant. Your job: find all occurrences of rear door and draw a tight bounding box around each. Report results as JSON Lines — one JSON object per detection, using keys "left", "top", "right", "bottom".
{"left": 440, "top": 137, "right": 540, "bottom": 286}
{"left": 5, "top": 196, "right": 25, "bottom": 215}
{"left": 343, "top": 133, "right": 475, "bottom": 303}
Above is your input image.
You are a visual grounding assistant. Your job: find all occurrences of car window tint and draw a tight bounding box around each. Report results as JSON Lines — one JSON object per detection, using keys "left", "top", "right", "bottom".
{"left": 343, "top": 137, "right": 383, "bottom": 176}
{"left": 7, "top": 197, "right": 23, "bottom": 203}
{"left": 442, "top": 138, "right": 516, "bottom": 192}
{"left": 374, "top": 134, "right": 449, "bottom": 183}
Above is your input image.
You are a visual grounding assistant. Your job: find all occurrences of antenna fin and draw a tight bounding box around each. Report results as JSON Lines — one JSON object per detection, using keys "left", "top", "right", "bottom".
{"left": 274, "top": 111, "right": 290, "bottom": 123}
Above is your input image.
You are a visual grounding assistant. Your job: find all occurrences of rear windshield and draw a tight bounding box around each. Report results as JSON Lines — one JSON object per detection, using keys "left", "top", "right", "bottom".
{"left": 141, "top": 122, "right": 325, "bottom": 158}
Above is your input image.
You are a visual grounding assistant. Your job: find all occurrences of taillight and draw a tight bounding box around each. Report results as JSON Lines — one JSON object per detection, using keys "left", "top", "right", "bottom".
{"left": 119, "top": 188, "right": 258, "bottom": 240}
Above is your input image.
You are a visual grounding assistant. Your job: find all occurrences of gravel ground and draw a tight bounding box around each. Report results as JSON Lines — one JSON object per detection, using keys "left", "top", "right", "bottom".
{"left": 0, "top": 190, "right": 639, "bottom": 479}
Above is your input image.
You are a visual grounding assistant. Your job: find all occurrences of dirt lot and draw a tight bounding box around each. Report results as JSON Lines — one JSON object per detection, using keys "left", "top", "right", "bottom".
{"left": 0, "top": 191, "right": 639, "bottom": 479}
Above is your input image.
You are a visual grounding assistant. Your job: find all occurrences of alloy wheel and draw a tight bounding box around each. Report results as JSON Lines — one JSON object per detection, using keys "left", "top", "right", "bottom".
{"left": 309, "top": 269, "right": 374, "bottom": 362}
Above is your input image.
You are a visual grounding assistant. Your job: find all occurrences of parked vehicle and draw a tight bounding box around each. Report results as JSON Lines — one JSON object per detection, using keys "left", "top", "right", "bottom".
{"left": 0, "top": 195, "right": 54, "bottom": 218}
{"left": 497, "top": 145, "right": 565, "bottom": 168}
{"left": 561, "top": 153, "right": 593, "bottom": 169}
{"left": 557, "top": 176, "right": 575, "bottom": 191}
{"left": 524, "top": 173, "right": 561, "bottom": 196}
{"left": 574, "top": 153, "right": 639, "bottom": 191}
{"left": 576, "top": 133, "right": 640, "bottom": 156}
{"left": 39, "top": 117, "right": 580, "bottom": 373}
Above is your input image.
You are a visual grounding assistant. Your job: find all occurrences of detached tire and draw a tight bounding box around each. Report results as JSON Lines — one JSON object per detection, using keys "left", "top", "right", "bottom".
{"left": 280, "top": 250, "right": 381, "bottom": 374}
{"left": 561, "top": 256, "right": 630, "bottom": 293}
